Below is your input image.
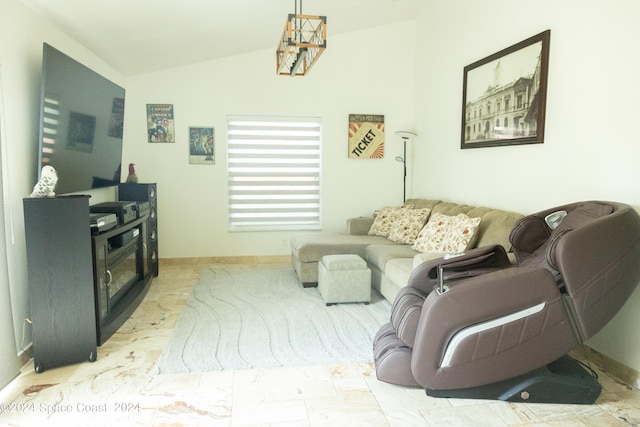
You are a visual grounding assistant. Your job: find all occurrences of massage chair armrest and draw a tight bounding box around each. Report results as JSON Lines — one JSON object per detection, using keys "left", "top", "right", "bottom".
{"left": 346, "top": 217, "right": 374, "bottom": 235}
{"left": 406, "top": 245, "right": 512, "bottom": 294}
{"left": 410, "top": 267, "right": 567, "bottom": 388}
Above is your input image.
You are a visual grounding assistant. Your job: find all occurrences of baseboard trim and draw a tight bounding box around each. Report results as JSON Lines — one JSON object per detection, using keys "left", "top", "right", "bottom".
{"left": 160, "top": 255, "right": 292, "bottom": 266}
{"left": 575, "top": 345, "right": 640, "bottom": 390}
{"left": 18, "top": 344, "right": 32, "bottom": 370}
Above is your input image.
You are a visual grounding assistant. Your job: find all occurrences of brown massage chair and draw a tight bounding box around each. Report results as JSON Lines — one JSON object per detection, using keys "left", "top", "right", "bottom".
{"left": 373, "top": 201, "right": 640, "bottom": 403}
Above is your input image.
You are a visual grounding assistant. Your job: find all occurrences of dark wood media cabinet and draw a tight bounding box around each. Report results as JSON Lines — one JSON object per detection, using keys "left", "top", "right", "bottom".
{"left": 23, "top": 193, "right": 155, "bottom": 373}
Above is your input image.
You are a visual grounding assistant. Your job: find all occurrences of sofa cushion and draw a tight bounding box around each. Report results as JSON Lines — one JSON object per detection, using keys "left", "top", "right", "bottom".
{"left": 368, "top": 205, "right": 413, "bottom": 237}
{"left": 346, "top": 216, "right": 375, "bottom": 235}
{"left": 466, "top": 207, "right": 524, "bottom": 251}
{"left": 404, "top": 199, "right": 441, "bottom": 210}
{"left": 413, "top": 252, "right": 448, "bottom": 268}
{"left": 384, "top": 258, "right": 415, "bottom": 291}
{"left": 412, "top": 213, "right": 481, "bottom": 253}
{"left": 366, "top": 244, "right": 418, "bottom": 273}
{"left": 431, "top": 202, "right": 475, "bottom": 216}
{"left": 387, "top": 208, "right": 431, "bottom": 244}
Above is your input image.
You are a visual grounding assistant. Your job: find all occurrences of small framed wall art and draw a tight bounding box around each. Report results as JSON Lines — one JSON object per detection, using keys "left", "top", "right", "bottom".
{"left": 461, "top": 30, "right": 550, "bottom": 149}
{"left": 188, "top": 127, "right": 215, "bottom": 164}
{"left": 147, "top": 104, "right": 175, "bottom": 143}
{"left": 348, "top": 114, "right": 385, "bottom": 158}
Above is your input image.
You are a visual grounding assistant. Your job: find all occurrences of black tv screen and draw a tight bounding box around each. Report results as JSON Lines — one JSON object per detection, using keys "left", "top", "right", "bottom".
{"left": 37, "top": 43, "right": 125, "bottom": 195}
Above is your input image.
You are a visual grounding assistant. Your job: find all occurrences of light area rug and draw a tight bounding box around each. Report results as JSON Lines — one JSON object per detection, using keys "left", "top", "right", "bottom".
{"left": 155, "top": 265, "right": 391, "bottom": 374}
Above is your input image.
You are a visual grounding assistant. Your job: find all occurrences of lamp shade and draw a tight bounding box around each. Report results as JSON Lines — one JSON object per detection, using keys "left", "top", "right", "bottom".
{"left": 395, "top": 131, "right": 417, "bottom": 141}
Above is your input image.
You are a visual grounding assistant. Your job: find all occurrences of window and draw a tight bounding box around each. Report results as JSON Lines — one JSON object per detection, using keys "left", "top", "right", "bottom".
{"left": 227, "top": 116, "right": 322, "bottom": 231}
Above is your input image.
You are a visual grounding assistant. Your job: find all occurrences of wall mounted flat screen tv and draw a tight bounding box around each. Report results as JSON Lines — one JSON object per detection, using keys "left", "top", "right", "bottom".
{"left": 37, "top": 43, "right": 125, "bottom": 195}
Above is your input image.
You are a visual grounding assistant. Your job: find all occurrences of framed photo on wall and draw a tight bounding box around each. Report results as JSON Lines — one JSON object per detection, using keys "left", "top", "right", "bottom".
{"left": 348, "top": 114, "right": 385, "bottom": 158}
{"left": 188, "top": 127, "right": 215, "bottom": 164}
{"left": 461, "top": 30, "right": 550, "bottom": 149}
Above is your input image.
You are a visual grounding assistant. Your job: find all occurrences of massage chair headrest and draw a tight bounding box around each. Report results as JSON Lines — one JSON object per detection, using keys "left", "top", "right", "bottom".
{"left": 510, "top": 202, "right": 615, "bottom": 270}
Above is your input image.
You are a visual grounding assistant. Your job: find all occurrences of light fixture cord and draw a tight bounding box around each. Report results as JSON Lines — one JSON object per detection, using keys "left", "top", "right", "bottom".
{"left": 294, "top": 0, "right": 304, "bottom": 43}
{"left": 295, "top": 0, "right": 300, "bottom": 42}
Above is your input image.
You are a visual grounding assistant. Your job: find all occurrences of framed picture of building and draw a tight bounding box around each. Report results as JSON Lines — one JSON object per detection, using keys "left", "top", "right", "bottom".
{"left": 461, "top": 30, "right": 550, "bottom": 149}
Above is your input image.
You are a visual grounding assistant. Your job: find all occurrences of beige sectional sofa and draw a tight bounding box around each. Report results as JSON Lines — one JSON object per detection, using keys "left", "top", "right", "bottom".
{"left": 290, "top": 199, "right": 524, "bottom": 302}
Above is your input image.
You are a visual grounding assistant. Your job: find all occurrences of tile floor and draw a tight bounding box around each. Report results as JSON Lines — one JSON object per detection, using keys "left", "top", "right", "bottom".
{"left": 1, "top": 259, "right": 639, "bottom": 426}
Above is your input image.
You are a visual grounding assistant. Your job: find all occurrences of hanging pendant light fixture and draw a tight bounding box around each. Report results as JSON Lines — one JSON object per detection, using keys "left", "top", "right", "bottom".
{"left": 276, "top": 0, "right": 327, "bottom": 76}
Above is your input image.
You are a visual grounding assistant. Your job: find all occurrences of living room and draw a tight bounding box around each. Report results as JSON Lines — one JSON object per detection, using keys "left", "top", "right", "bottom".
{"left": 1, "top": 0, "right": 639, "bottom": 424}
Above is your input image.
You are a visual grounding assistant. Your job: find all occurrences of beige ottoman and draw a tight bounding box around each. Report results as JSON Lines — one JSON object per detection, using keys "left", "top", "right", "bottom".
{"left": 318, "top": 254, "right": 371, "bottom": 305}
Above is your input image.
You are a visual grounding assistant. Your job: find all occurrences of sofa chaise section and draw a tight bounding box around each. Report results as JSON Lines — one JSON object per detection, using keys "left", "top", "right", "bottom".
{"left": 290, "top": 232, "right": 394, "bottom": 287}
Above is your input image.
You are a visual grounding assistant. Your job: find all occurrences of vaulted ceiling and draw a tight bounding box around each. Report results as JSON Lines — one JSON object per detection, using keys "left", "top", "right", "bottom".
{"left": 20, "top": 0, "right": 427, "bottom": 76}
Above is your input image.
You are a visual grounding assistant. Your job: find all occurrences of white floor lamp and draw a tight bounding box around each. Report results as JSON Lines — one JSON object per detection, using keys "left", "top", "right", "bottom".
{"left": 394, "top": 131, "right": 417, "bottom": 203}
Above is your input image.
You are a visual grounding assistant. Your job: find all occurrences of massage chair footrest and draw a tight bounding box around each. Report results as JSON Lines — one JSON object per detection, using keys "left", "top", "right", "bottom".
{"left": 426, "top": 355, "right": 602, "bottom": 404}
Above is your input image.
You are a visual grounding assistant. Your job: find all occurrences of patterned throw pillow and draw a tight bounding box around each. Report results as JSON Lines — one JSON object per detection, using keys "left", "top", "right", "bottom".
{"left": 387, "top": 208, "right": 432, "bottom": 244}
{"left": 368, "top": 205, "right": 413, "bottom": 237}
{"left": 412, "top": 213, "right": 481, "bottom": 253}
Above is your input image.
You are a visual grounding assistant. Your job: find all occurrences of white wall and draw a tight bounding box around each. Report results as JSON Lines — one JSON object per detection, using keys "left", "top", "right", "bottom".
{"left": 123, "top": 22, "right": 417, "bottom": 258}
{"left": 414, "top": 0, "right": 640, "bottom": 212}
{"left": 0, "top": 0, "right": 126, "bottom": 353}
{"left": 413, "top": 0, "right": 640, "bottom": 372}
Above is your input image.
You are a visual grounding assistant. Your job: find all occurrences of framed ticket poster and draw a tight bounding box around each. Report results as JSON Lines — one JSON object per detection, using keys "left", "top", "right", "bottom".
{"left": 348, "top": 114, "right": 384, "bottom": 159}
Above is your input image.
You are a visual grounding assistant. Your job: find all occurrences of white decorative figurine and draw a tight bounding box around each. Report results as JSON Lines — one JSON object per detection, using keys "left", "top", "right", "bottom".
{"left": 30, "top": 165, "right": 58, "bottom": 197}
